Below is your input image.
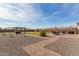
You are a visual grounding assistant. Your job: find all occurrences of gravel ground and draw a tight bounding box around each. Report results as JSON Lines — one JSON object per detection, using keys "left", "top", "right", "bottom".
{"left": 0, "top": 33, "right": 45, "bottom": 56}
{"left": 45, "top": 36, "right": 79, "bottom": 56}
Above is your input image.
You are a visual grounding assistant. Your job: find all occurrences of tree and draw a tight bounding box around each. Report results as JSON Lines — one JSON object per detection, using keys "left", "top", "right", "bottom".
{"left": 36, "top": 28, "right": 39, "bottom": 32}
{"left": 77, "top": 22, "right": 79, "bottom": 26}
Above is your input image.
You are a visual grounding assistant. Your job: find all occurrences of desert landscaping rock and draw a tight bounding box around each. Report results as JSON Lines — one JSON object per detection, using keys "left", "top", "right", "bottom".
{"left": 0, "top": 33, "right": 45, "bottom": 56}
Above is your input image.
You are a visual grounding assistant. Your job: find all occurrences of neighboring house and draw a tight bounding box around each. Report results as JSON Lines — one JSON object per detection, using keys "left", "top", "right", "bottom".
{"left": 40, "top": 26, "right": 79, "bottom": 34}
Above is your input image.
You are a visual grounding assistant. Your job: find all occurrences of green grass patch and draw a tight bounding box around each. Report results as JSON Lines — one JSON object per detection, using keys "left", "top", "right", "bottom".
{"left": 24, "top": 32, "right": 53, "bottom": 37}
{"left": 24, "top": 32, "right": 40, "bottom": 36}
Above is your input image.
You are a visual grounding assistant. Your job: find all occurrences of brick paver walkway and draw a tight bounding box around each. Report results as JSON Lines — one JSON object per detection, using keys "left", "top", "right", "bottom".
{"left": 23, "top": 36, "right": 61, "bottom": 56}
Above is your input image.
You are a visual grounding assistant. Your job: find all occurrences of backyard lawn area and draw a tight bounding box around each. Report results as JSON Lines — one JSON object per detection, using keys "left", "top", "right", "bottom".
{"left": 24, "top": 32, "right": 53, "bottom": 37}
{"left": 24, "top": 32, "right": 40, "bottom": 36}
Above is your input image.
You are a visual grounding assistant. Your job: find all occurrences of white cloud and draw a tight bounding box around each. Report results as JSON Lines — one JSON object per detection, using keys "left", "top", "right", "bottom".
{"left": 0, "top": 3, "right": 43, "bottom": 22}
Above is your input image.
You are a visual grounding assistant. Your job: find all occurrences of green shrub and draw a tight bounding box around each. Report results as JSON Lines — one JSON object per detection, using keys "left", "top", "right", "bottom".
{"left": 40, "top": 31, "right": 46, "bottom": 37}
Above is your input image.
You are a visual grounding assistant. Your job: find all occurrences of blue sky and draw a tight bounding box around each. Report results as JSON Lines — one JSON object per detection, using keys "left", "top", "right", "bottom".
{"left": 0, "top": 3, "right": 79, "bottom": 28}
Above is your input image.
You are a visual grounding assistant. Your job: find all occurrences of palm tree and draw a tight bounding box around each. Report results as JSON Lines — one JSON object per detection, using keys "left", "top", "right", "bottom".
{"left": 23, "top": 28, "right": 26, "bottom": 34}
{"left": 77, "top": 22, "right": 79, "bottom": 26}
{"left": 76, "top": 22, "right": 79, "bottom": 34}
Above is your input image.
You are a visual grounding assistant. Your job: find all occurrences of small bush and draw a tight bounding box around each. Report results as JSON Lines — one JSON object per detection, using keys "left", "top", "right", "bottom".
{"left": 40, "top": 31, "right": 46, "bottom": 37}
